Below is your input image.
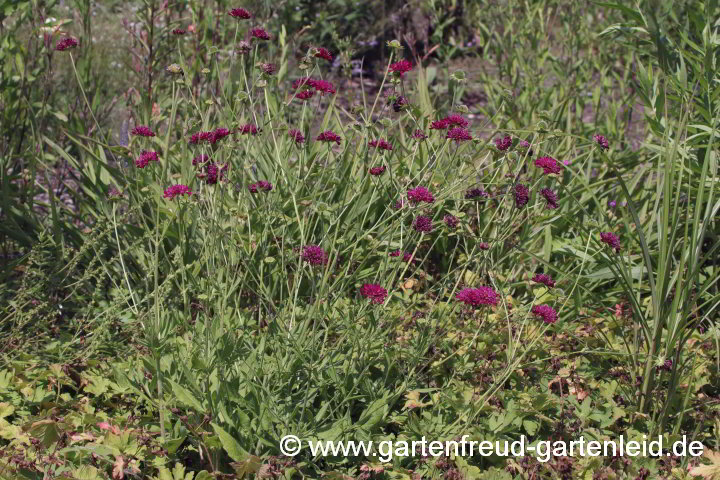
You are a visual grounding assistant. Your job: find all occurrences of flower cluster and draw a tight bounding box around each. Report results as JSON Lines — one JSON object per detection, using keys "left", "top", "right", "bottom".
{"left": 250, "top": 27, "right": 270, "bottom": 40}
{"left": 600, "top": 232, "right": 621, "bottom": 252}
{"left": 447, "top": 127, "right": 472, "bottom": 142}
{"left": 407, "top": 186, "right": 435, "bottom": 204}
{"left": 164, "top": 184, "right": 192, "bottom": 199}
{"left": 131, "top": 125, "right": 155, "bottom": 137}
{"left": 135, "top": 150, "right": 159, "bottom": 168}
{"left": 292, "top": 77, "right": 337, "bottom": 96}
{"left": 430, "top": 114, "right": 469, "bottom": 130}
{"left": 531, "top": 304, "right": 558, "bottom": 324}
{"left": 369, "top": 139, "right": 393, "bottom": 151}
{"left": 535, "top": 156, "right": 563, "bottom": 175}
{"left": 495, "top": 135, "right": 512, "bottom": 151}
{"left": 388, "top": 59, "right": 413, "bottom": 77}
{"left": 413, "top": 215, "right": 433, "bottom": 233}
{"left": 456, "top": 287, "right": 499, "bottom": 307}
{"left": 412, "top": 130, "right": 428, "bottom": 140}
{"left": 172, "top": 28, "right": 186, "bottom": 35}
{"left": 55, "top": 37, "right": 78, "bottom": 51}
{"left": 540, "top": 188, "right": 558, "bottom": 209}
{"left": 316, "top": 130, "right": 342, "bottom": 144}
{"left": 302, "top": 245, "right": 329, "bottom": 266}
{"left": 205, "top": 163, "right": 228, "bottom": 184}
{"left": 229, "top": 8, "right": 252, "bottom": 19}
{"left": 532, "top": 273, "right": 555, "bottom": 288}
{"left": 444, "top": 214, "right": 458, "bottom": 229}
{"left": 314, "top": 47, "right": 333, "bottom": 61}
{"left": 369, "top": 166, "right": 386, "bottom": 176}
{"left": 594, "top": 134, "right": 609, "bottom": 150}
{"left": 514, "top": 184, "right": 530, "bottom": 207}
{"left": 238, "top": 124, "right": 258, "bottom": 135}
{"left": 189, "top": 128, "right": 232, "bottom": 145}
{"left": 359, "top": 284, "right": 388, "bottom": 304}
{"left": 248, "top": 181, "right": 273, "bottom": 193}
{"left": 261, "top": 63, "right": 276, "bottom": 75}
{"left": 289, "top": 129, "right": 305, "bottom": 144}
{"left": 192, "top": 154, "right": 210, "bottom": 166}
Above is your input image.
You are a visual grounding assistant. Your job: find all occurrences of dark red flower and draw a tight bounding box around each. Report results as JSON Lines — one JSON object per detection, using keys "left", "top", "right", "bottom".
{"left": 447, "top": 127, "right": 472, "bottom": 142}
{"left": 600, "top": 232, "right": 621, "bottom": 252}
{"left": 172, "top": 28, "right": 186, "bottom": 35}
{"left": 430, "top": 119, "right": 450, "bottom": 130}
{"left": 369, "top": 139, "right": 393, "bottom": 151}
{"left": 135, "top": 150, "right": 159, "bottom": 168}
{"left": 534, "top": 156, "right": 562, "bottom": 175}
{"left": 55, "top": 37, "right": 78, "bottom": 51}
{"left": 309, "top": 79, "right": 336, "bottom": 95}
{"left": 316, "top": 130, "right": 342, "bottom": 144}
{"left": 532, "top": 274, "right": 555, "bottom": 288}
{"left": 192, "top": 154, "right": 210, "bottom": 166}
{"left": 248, "top": 181, "right": 273, "bottom": 193}
{"left": 531, "top": 304, "right": 558, "bottom": 324}
{"left": 209, "top": 127, "right": 232, "bottom": 143}
{"left": 289, "top": 129, "right": 305, "bottom": 144}
{"left": 514, "top": 184, "right": 530, "bottom": 208}
{"left": 163, "top": 184, "right": 192, "bottom": 199}
{"left": 359, "top": 284, "right": 388, "bottom": 304}
{"left": 407, "top": 186, "right": 435, "bottom": 204}
{"left": 250, "top": 28, "right": 270, "bottom": 40}
{"left": 495, "top": 135, "right": 512, "bottom": 151}
{"left": 444, "top": 214, "right": 458, "bottom": 229}
{"left": 540, "top": 188, "right": 558, "bottom": 209}
{"left": 296, "top": 90, "right": 314, "bottom": 101}
{"left": 261, "top": 63, "right": 276, "bottom": 75}
{"left": 389, "top": 59, "right": 413, "bottom": 77}
{"left": 413, "top": 215, "right": 433, "bottom": 233}
{"left": 239, "top": 124, "right": 258, "bottom": 135}
{"left": 392, "top": 96, "right": 408, "bottom": 112}
{"left": 456, "top": 287, "right": 499, "bottom": 307}
{"left": 292, "top": 77, "right": 313, "bottom": 90}
{"left": 369, "top": 166, "right": 386, "bottom": 176}
{"left": 229, "top": 8, "right": 252, "bottom": 19}
{"left": 594, "top": 134, "right": 609, "bottom": 150}
{"left": 445, "top": 114, "right": 469, "bottom": 128}
{"left": 131, "top": 125, "right": 155, "bottom": 137}
{"left": 478, "top": 242, "right": 490, "bottom": 250}
{"left": 314, "top": 47, "right": 333, "bottom": 61}
{"left": 302, "top": 245, "right": 329, "bottom": 266}
{"left": 205, "top": 162, "right": 228, "bottom": 184}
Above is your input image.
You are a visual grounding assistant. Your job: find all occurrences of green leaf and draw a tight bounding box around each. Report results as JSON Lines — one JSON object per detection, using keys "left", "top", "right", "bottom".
{"left": 170, "top": 380, "right": 204, "bottom": 412}
{"left": 211, "top": 423, "right": 248, "bottom": 462}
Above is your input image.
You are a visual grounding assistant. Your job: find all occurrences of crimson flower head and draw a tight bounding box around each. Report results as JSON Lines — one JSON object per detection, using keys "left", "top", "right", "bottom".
{"left": 369, "top": 166, "right": 386, "bottom": 176}
{"left": 447, "top": 127, "right": 472, "bottom": 142}
{"left": 600, "top": 232, "right": 621, "bottom": 252}
{"left": 514, "top": 184, "right": 530, "bottom": 208}
{"left": 131, "top": 125, "right": 155, "bottom": 137}
{"left": 532, "top": 274, "right": 555, "bottom": 288}
{"left": 229, "top": 8, "right": 252, "bottom": 19}
{"left": 135, "top": 150, "right": 159, "bottom": 168}
{"left": 289, "top": 129, "right": 305, "bottom": 144}
{"left": 239, "top": 124, "right": 258, "bottom": 135}
{"left": 205, "top": 163, "right": 228, "bottom": 184}
{"left": 359, "top": 284, "right": 388, "bottom": 304}
{"left": 250, "top": 28, "right": 270, "bottom": 40}
{"left": 478, "top": 242, "right": 490, "bottom": 250}
{"left": 389, "top": 59, "right": 413, "bottom": 77}
{"left": 55, "top": 37, "right": 78, "bottom": 51}
{"left": 445, "top": 115, "right": 469, "bottom": 129}
{"left": 413, "top": 215, "right": 433, "bottom": 233}
{"left": 594, "top": 134, "right": 609, "bottom": 150}
{"left": 316, "top": 130, "right": 342, "bottom": 144}
{"left": 163, "top": 184, "right": 192, "bottom": 199}
{"left": 292, "top": 77, "right": 312, "bottom": 90}
{"left": 209, "top": 127, "right": 231, "bottom": 144}
{"left": 444, "top": 214, "right": 458, "bottom": 230}
{"left": 261, "top": 63, "right": 276, "bottom": 75}
{"left": 369, "top": 139, "right": 393, "bottom": 151}
{"left": 413, "top": 130, "right": 428, "bottom": 140}
{"left": 495, "top": 135, "right": 512, "bottom": 151}
{"left": 531, "top": 304, "right": 558, "bottom": 324}
{"left": 540, "top": 188, "right": 558, "bottom": 209}
{"left": 302, "top": 245, "right": 329, "bottom": 266}
{"left": 172, "top": 28, "right": 186, "bottom": 35}
{"left": 535, "top": 156, "right": 563, "bottom": 175}
{"left": 407, "top": 186, "right": 435, "bottom": 204}
{"left": 248, "top": 181, "right": 273, "bottom": 193}
{"left": 430, "top": 119, "right": 450, "bottom": 130}
{"left": 192, "top": 154, "right": 210, "bottom": 166}
{"left": 456, "top": 287, "right": 499, "bottom": 307}
{"left": 310, "top": 79, "right": 336, "bottom": 95}
{"left": 296, "top": 90, "right": 314, "bottom": 101}
{"left": 314, "top": 47, "right": 333, "bottom": 61}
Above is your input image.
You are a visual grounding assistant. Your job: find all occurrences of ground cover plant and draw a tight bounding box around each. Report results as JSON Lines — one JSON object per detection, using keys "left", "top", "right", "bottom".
{"left": 0, "top": 0, "right": 719, "bottom": 479}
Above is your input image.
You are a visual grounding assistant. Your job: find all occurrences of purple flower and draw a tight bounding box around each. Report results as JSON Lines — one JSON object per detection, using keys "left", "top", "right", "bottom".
{"left": 209, "top": 128, "right": 232, "bottom": 143}
{"left": 261, "top": 63, "right": 276, "bottom": 75}
{"left": 131, "top": 125, "right": 155, "bottom": 137}
{"left": 163, "top": 184, "right": 192, "bottom": 199}
{"left": 289, "top": 129, "right": 305, "bottom": 144}
{"left": 413, "top": 215, "right": 433, "bottom": 233}
{"left": 55, "top": 37, "right": 79, "bottom": 51}
{"left": 248, "top": 181, "right": 273, "bottom": 193}
{"left": 389, "top": 59, "right": 413, "bottom": 77}
{"left": 250, "top": 27, "right": 270, "bottom": 40}
{"left": 444, "top": 214, "right": 458, "bottom": 229}
{"left": 296, "top": 90, "right": 314, "bottom": 101}
{"left": 407, "top": 186, "right": 435, "bottom": 204}
{"left": 238, "top": 124, "right": 258, "bottom": 136}
{"left": 532, "top": 274, "right": 555, "bottom": 288}
{"left": 360, "top": 284, "right": 388, "bottom": 304}
{"left": 192, "top": 154, "right": 210, "bottom": 166}
{"left": 369, "top": 166, "right": 386, "bottom": 176}
{"left": 594, "top": 134, "right": 609, "bottom": 150}
{"left": 495, "top": 135, "right": 512, "bottom": 151}
{"left": 310, "top": 79, "right": 336, "bottom": 95}
{"left": 392, "top": 96, "right": 408, "bottom": 112}
{"left": 445, "top": 114, "right": 469, "bottom": 129}
{"left": 540, "top": 188, "right": 558, "bottom": 209}
{"left": 412, "top": 129, "right": 428, "bottom": 140}
{"left": 531, "top": 304, "right": 558, "bottom": 324}
{"left": 478, "top": 242, "right": 490, "bottom": 250}
{"left": 600, "top": 232, "right": 621, "bottom": 252}
{"left": 302, "top": 245, "right": 329, "bottom": 266}
{"left": 369, "top": 139, "right": 393, "bottom": 151}
{"left": 229, "top": 8, "right": 252, "bottom": 19}
{"left": 609, "top": 200, "right": 617, "bottom": 208}
{"left": 314, "top": 47, "right": 333, "bottom": 61}
{"left": 205, "top": 163, "right": 228, "bottom": 184}
{"left": 465, "top": 188, "right": 489, "bottom": 200}
{"left": 447, "top": 127, "right": 472, "bottom": 142}
{"left": 135, "top": 150, "right": 159, "bottom": 168}
{"left": 534, "top": 156, "right": 563, "bottom": 175}
{"left": 430, "top": 119, "right": 450, "bottom": 130}
{"left": 316, "top": 130, "right": 342, "bottom": 144}
{"left": 456, "top": 287, "right": 499, "bottom": 307}
{"left": 514, "top": 184, "right": 530, "bottom": 208}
